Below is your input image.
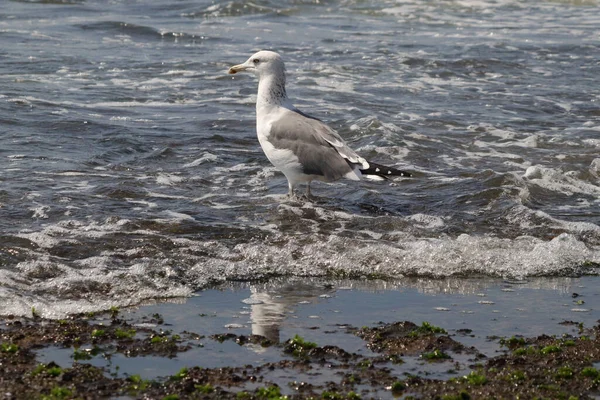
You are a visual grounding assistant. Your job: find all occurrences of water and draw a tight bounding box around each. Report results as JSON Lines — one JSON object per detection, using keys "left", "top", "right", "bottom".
{"left": 1, "top": 0, "right": 599, "bottom": 317}
{"left": 34, "top": 277, "right": 600, "bottom": 383}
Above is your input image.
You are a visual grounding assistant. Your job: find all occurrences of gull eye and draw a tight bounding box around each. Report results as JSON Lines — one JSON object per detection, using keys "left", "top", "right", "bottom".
{"left": 252, "top": 58, "right": 260, "bottom": 64}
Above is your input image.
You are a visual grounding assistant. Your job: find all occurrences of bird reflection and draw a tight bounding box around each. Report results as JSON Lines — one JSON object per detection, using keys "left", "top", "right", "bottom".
{"left": 238, "top": 276, "right": 576, "bottom": 346}
{"left": 246, "top": 282, "right": 333, "bottom": 343}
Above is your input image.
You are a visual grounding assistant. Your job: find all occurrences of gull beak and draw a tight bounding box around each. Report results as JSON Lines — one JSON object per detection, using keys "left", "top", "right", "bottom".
{"left": 228, "top": 63, "right": 249, "bottom": 75}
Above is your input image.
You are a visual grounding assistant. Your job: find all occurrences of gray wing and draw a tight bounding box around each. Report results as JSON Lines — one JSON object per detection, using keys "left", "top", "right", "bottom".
{"left": 268, "top": 109, "right": 367, "bottom": 181}
{"left": 292, "top": 108, "right": 369, "bottom": 169}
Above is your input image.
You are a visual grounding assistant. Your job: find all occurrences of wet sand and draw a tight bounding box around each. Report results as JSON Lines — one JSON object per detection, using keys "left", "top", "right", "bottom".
{"left": 1, "top": 276, "right": 599, "bottom": 399}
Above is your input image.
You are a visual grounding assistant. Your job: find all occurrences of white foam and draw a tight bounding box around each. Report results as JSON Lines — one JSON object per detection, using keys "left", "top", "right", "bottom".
{"left": 160, "top": 211, "right": 195, "bottom": 221}
{"left": 508, "top": 205, "right": 600, "bottom": 236}
{"left": 523, "top": 165, "right": 600, "bottom": 196}
{"left": 156, "top": 173, "right": 184, "bottom": 186}
{"left": 161, "top": 70, "right": 197, "bottom": 77}
{"left": 407, "top": 214, "right": 446, "bottom": 229}
{"left": 590, "top": 158, "right": 600, "bottom": 175}
{"left": 183, "top": 152, "right": 219, "bottom": 168}
{"left": 127, "top": 199, "right": 158, "bottom": 208}
{"left": 192, "top": 229, "right": 599, "bottom": 283}
{"left": 3, "top": 215, "right": 598, "bottom": 318}
{"left": 146, "top": 191, "right": 188, "bottom": 200}
{"left": 30, "top": 205, "right": 50, "bottom": 219}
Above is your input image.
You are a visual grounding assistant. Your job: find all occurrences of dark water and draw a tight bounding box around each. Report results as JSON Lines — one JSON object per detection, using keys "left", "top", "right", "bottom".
{"left": 1, "top": 0, "right": 599, "bottom": 317}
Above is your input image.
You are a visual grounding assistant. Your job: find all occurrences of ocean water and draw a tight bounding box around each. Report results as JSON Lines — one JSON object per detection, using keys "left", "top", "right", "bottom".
{"left": 1, "top": 0, "right": 599, "bottom": 317}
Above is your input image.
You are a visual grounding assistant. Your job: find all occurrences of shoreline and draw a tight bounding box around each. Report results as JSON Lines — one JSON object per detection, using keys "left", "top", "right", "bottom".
{"left": 1, "top": 276, "right": 599, "bottom": 399}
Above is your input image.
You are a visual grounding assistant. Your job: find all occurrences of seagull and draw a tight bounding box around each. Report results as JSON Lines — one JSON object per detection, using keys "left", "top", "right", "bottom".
{"left": 228, "top": 50, "right": 411, "bottom": 197}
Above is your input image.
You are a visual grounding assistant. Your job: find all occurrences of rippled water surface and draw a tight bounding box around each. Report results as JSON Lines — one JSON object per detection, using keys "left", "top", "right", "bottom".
{"left": 1, "top": 0, "right": 599, "bottom": 316}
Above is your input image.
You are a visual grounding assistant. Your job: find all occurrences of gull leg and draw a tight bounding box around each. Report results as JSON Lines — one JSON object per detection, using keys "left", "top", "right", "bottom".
{"left": 287, "top": 181, "right": 295, "bottom": 198}
{"left": 306, "top": 182, "right": 312, "bottom": 197}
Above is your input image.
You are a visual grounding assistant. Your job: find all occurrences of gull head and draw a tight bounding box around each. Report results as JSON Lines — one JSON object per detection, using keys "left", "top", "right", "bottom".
{"left": 228, "top": 50, "right": 285, "bottom": 81}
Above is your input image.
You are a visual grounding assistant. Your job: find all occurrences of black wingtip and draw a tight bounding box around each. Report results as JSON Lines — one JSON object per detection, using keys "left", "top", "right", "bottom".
{"left": 362, "top": 161, "right": 412, "bottom": 178}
